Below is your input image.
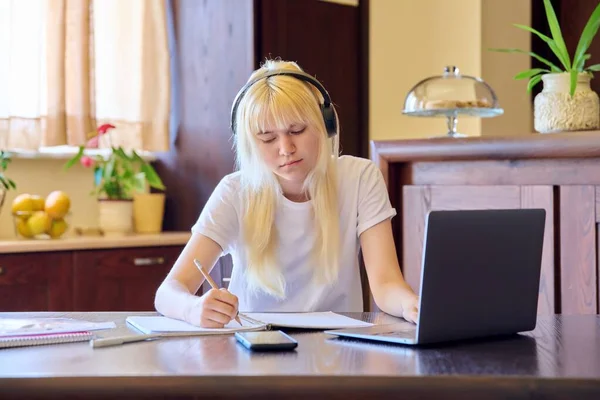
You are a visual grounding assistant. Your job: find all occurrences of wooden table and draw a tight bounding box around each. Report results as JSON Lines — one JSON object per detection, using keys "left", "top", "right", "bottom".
{"left": 1, "top": 312, "right": 599, "bottom": 399}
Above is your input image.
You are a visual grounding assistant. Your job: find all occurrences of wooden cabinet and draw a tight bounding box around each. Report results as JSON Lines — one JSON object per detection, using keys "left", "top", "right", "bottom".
{"left": 0, "top": 252, "right": 73, "bottom": 311}
{"left": 73, "top": 247, "right": 181, "bottom": 311}
{"left": 402, "top": 185, "right": 555, "bottom": 316}
{"left": 0, "top": 245, "right": 197, "bottom": 312}
{"left": 371, "top": 131, "right": 600, "bottom": 316}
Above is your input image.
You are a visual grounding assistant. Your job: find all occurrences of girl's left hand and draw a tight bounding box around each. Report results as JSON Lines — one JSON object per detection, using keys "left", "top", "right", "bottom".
{"left": 401, "top": 294, "right": 419, "bottom": 324}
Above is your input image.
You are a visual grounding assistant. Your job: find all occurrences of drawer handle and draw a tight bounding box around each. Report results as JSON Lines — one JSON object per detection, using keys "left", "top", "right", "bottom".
{"left": 134, "top": 257, "right": 165, "bottom": 266}
{"left": 222, "top": 277, "right": 231, "bottom": 282}
{"left": 0, "top": 267, "right": 3, "bottom": 275}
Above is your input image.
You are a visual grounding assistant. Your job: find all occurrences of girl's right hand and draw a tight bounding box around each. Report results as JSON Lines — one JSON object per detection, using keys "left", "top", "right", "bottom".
{"left": 194, "top": 288, "right": 239, "bottom": 328}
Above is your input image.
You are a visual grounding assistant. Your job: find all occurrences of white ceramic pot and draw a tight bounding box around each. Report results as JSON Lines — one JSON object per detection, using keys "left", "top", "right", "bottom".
{"left": 534, "top": 72, "right": 600, "bottom": 133}
{"left": 98, "top": 199, "right": 133, "bottom": 236}
{"left": 133, "top": 193, "right": 165, "bottom": 234}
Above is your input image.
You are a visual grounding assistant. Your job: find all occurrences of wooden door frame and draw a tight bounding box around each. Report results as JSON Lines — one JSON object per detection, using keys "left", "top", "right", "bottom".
{"left": 358, "top": 0, "right": 370, "bottom": 159}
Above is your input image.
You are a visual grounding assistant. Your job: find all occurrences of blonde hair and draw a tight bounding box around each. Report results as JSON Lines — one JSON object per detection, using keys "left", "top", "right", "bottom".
{"left": 232, "top": 59, "right": 340, "bottom": 299}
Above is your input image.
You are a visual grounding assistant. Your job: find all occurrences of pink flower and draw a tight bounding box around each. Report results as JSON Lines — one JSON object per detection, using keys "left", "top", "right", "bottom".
{"left": 86, "top": 136, "right": 99, "bottom": 148}
{"left": 80, "top": 156, "right": 94, "bottom": 168}
{"left": 97, "top": 124, "right": 116, "bottom": 135}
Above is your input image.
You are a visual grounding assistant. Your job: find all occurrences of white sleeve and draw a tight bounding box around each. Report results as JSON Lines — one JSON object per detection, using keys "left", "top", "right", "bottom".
{"left": 191, "top": 175, "right": 239, "bottom": 255}
{"left": 356, "top": 161, "right": 397, "bottom": 236}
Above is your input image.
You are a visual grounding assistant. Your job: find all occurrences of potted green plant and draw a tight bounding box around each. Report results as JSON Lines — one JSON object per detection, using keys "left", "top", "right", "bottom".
{"left": 490, "top": 0, "right": 600, "bottom": 133}
{"left": 0, "top": 150, "right": 17, "bottom": 216}
{"left": 65, "top": 124, "right": 166, "bottom": 235}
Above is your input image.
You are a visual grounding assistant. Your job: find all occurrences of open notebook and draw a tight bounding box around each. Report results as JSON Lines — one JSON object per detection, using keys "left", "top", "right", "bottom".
{"left": 126, "top": 312, "right": 373, "bottom": 336}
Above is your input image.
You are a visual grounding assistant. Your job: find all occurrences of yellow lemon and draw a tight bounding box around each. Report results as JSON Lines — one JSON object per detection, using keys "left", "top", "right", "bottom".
{"left": 15, "top": 218, "right": 34, "bottom": 238}
{"left": 45, "top": 191, "right": 71, "bottom": 219}
{"left": 47, "top": 218, "right": 68, "bottom": 239}
{"left": 26, "top": 211, "right": 52, "bottom": 236}
{"left": 31, "top": 195, "right": 45, "bottom": 211}
{"left": 11, "top": 194, "right": 34, "bottom": 215}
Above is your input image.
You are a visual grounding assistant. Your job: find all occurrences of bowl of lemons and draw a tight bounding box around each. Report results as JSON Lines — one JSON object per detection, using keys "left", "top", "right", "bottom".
{"left": 11, "top": 191, "right": 71, "bottom": 239}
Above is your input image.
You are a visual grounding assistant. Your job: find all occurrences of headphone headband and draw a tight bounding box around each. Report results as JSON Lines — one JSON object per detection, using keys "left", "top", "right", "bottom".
{"left": 230, "top": 70, "right": 338, "bottom": 137}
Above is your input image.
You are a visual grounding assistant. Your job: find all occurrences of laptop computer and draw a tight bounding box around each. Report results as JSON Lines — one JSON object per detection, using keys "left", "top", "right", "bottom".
{"left": 326, "top": 208, "right": 546, "bottom": 346}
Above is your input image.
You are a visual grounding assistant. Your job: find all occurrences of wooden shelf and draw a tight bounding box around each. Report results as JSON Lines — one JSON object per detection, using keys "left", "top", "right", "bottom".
{"left": 0, "top": 232, "right": 191, "bottom": 254}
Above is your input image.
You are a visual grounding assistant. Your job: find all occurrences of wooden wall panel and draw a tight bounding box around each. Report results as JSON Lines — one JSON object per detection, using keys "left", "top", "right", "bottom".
{"left": 156, "top": 0, "right": 254, "bottom": 232}
{"left": 256, "top": 0, "right": 366, "bottom": 158}
{"left": 402, "top": 185, "right": 521, "bottom": 293}
{"left": 153, "top": 0, "right": 256, "bottom": 286}
{"left": 594, "top": 186, "right": 600, "bottom": 222}
{"left": 410, "top": 159, "right": 600, "bottom": 186}
{"left": 402, "top": 186, "right": 431, "bottom": 292}
{"left": 429, "top": 186, "right": 521, "bottom": 209}
{"left": 521, "top": 186, "right": 555, "bottom": 315}
{"left": 558, "top": 0, "right": 600, "bottom": 96}
{"left": 559, "top": 186, "right": 597, "bottom": 314}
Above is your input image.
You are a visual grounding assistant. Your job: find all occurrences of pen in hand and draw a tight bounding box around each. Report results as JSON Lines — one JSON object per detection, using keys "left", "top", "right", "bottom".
{"left": 193, "top": 259, "right": 242, "bottom": 326}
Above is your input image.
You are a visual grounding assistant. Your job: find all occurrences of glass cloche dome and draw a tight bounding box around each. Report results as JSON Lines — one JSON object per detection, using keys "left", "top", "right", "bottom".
{"left": 402, "top": 66, "right": 504, "bottom": 137}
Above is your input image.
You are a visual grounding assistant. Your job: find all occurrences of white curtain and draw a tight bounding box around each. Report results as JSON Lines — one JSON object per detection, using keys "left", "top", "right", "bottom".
{"left": 0, "top": 0, "right": 46, "bottom": 149}
{"left": 0, "top": 0, "right": 170, "bottom": 151}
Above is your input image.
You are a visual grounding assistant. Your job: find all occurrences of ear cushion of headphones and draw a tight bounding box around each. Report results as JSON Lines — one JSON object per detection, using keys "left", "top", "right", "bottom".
{"left": 321, "top": 104, "right": 337, "bottom": 138}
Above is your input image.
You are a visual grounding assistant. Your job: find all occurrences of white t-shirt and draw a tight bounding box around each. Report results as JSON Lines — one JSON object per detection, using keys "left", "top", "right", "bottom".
{"left": 191, "top": 155, "right": 396, "bottom": 312}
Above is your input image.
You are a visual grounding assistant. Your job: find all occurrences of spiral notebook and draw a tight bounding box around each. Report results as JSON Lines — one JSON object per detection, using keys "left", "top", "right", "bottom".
{"left": 0, "top": 331, "right": 94, "bottom": 349}
{"left": 0, "top": 317, "right": 115, "bottom": 349}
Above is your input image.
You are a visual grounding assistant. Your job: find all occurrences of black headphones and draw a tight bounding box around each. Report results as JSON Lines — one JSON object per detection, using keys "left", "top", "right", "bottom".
{"left": 230, "top": 70, "right": 338, "bottom": 138}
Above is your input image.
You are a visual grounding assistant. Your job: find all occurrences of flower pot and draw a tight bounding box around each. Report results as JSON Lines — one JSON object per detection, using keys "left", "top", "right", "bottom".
{"left": 534, "top": 72, "right": 600, "bottom": 133}
{"left": 133, "top": 193, "right": 165, "bottom": 234}
{"left": 98, "top": 199, "right": 133, "bottom": 236}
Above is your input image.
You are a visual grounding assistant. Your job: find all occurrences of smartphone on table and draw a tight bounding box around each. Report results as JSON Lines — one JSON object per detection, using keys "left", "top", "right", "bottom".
{"left": 234, "top": 330, "right": 298, "bottom": 351}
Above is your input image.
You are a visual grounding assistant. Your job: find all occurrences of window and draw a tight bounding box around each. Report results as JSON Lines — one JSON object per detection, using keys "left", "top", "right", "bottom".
{"left": 0, "top": 0, "right": 171, "bottom": 152}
